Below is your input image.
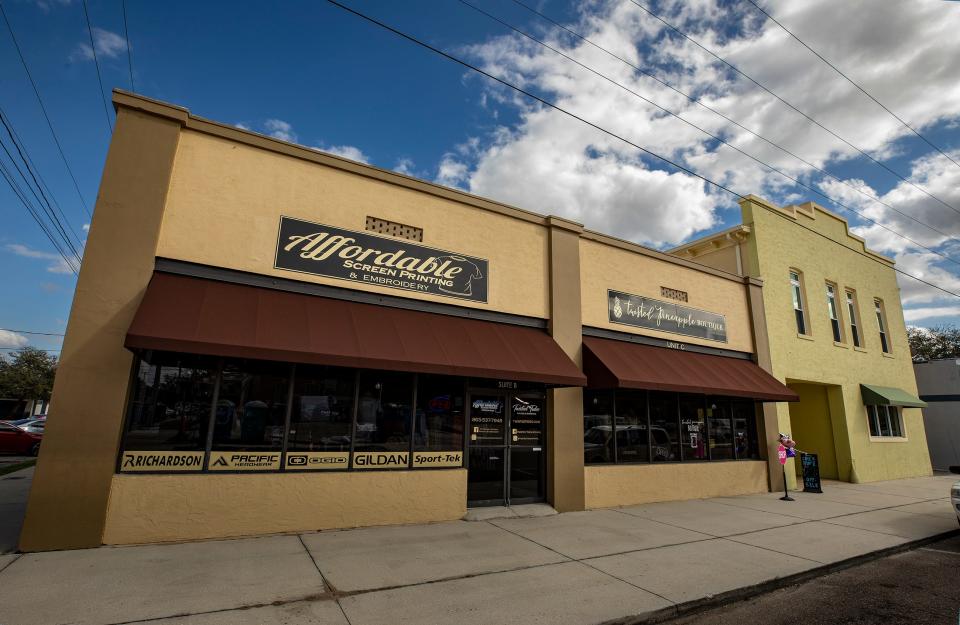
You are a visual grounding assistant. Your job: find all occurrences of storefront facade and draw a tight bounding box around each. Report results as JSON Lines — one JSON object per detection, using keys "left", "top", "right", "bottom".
{"left": 672, "top": 196, "right": 933, "bottom": 486}
{"left": 20, "top": 92, "right": 795, "bottom": 551}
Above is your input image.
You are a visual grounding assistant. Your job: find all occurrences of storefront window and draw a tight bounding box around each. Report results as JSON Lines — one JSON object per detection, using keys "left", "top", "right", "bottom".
{"left": 414, "top": 375, "right": 465, "bottom": 452}
{"left": 649, "top": 391, "right": 679, "bottom": 462}
{"left": 615, "top": 391, "right": 649, "bottom": 463}
{"left": 212, "top": 359, "right": 290, "bottom": 453}
{"left": 732, "top": 401, "right": 760, "bottom": 459}
{"left": 287, "top": 365, "right": 354, "bottom": 452}
{"left": 354, "top": 370, "right": 413, "bottom": 452}
{"left": 679, "top": 394, "right": 708, "bottom": 461}
{"left": 122, "top": 352, "right": 217, "bottom": 451}
{"left": 706, "top": 398, "right": 733, "bottom": 460}
{"left": 583, "top": 390, "right": 615, "bottom": 464}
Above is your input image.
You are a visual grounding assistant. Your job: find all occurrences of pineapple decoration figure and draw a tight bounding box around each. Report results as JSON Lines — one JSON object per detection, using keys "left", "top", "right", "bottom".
{"left": 613, "top": 296, "right": 623, "bottom": 319}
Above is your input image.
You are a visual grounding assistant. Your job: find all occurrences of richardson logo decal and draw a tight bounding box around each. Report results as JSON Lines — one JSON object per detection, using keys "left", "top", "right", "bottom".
{"left": 607, "top": 290, "right": 728, "bottom": 343}
{"left": 275, "top": 216, "right": 489, "bottom": 303}
{"left": 208, "top": 452, "right": 281, "bottom": 471}
{"left": 352, "top": 451, "right": 409, "bottom": 469}
{"left": 285, "top": 452, "right": 349, "bottom": 470}
{"left": 120, "top": 451, "right": 203, "bottom": 472}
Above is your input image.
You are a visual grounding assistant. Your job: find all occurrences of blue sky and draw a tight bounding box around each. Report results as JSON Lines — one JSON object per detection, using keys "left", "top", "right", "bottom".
{"left": 2, "top": 0, "right": 960, "bottom": 356}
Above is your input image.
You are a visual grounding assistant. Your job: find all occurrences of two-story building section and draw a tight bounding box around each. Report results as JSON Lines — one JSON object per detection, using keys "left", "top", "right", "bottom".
{"left": 672, "top": 196, "right": 932, "bottom": 487}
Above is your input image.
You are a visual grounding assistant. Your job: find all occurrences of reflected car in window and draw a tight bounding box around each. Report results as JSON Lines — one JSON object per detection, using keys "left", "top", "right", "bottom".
{"left": 0, "top": 422, "right": 42, "bottom": 456}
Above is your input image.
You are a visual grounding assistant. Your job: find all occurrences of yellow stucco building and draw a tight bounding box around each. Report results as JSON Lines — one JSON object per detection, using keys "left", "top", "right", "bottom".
{"left": 672, "top": 196, "right": 932, "bottom": 487}
{"left": 20, "top": 92, "right": 803, "bottom": 551}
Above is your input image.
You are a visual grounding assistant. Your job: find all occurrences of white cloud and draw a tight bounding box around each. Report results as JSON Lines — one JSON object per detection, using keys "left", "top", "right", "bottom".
{"left": 316, "top": 144, "right": 370, "bottom": 164}
{"left": 264, "top": 119, "right": 297, "bottom": 143}
{"left": 5, "top": 244, "right": 76, "bottom": 274}
{"left": 903, "top": 306, "right": 960, "bottom": 323}
{"left": 394, "top": 158, "right": 415, "bottom": 175}
{"left": 0, "top": 331, "right": 29, "bottom": 350}
{"left": 435, "top": 153, "right": 470, "bottom": 189}
{"left": 72, "top": 28, "right": 127, "bottom": 62}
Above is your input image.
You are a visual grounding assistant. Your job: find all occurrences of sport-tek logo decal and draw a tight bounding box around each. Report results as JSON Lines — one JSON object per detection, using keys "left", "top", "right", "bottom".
{"left": 274, "top": 216, "right": 489, "bottom": 303}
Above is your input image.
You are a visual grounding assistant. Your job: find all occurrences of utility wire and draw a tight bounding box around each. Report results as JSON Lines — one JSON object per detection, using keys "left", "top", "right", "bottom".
{"left": 0, "top": 160, "right": 80, "bottom": 275}
{"left": 460, "top": 0, "right": 960, "bottom": 269}
{"left": 81, "top": 0, "right": 113, "bottom": 133}
{"left": 0, "top": 329, "right": 65, "bottom": 337}
{"left": 624, "top": 0, "right": 960, "bottom": 218}
{"left": 323, "top": 0, "right": 960, "bottom": 301}
{"left": 121, "top": 0, "right": 135, "bottom": 92}
{"left": 0, "top": 109, "right": 85, "bottom": 254}
{"left": 509, "top": 0, "right": 960, "bottom": 246}
{"left": 0, "top": 0, "right": 92, "bottom": 219}
{"left": 745, "top": 0, "right": 960, "bottom": 174}
{"left": 0, "top": 120, "right": 84, "bottom": 265}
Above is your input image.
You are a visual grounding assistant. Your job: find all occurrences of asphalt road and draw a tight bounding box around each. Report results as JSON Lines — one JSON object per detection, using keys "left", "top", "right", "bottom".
{"left": 664, "top": 534, "right": 960, "bottom": 625}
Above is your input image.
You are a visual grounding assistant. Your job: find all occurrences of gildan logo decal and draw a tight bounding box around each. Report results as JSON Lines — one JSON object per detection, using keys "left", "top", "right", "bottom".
{"left": 352, "top": 451, "right": 409, "bottom": 469}
{"left": 274, "top": 216, "right": 489, "bottom": 302}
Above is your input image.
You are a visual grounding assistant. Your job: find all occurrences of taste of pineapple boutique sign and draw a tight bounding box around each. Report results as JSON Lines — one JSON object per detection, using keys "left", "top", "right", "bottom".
{"left": 608, "top": 289, "right": 727, "bottom": 343}
{"left": 275, "top": 216, "right": 489, "bottom": 303}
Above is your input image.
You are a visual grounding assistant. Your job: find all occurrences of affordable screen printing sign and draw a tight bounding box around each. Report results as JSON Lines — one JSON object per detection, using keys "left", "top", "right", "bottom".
{"left": 275, "top": 216, "right": 489, "bottom": 303}
{"left": 608, "top": 289, "right": 727, "bottom": 342}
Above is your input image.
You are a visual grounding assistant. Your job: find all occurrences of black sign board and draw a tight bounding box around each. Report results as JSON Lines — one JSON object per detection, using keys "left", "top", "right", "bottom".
{"left": 275, "top": 216, "right": 489, "bottom": 303}
{"left": 800, "top": 452, "right": 822, "bottom": 493}
{"left": 510, "top": 397, "right": 543, "bottom": 445}
{"left": 470, "top": 397, "right": 505, "bottom": 444}
{"left": 607, "top": 289, "right": 727, "bottom": 343}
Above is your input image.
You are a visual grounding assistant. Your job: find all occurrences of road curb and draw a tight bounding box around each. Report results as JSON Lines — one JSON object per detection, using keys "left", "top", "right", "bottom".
{"left": 600, "top": 528, "right": 960, "bottom": 625}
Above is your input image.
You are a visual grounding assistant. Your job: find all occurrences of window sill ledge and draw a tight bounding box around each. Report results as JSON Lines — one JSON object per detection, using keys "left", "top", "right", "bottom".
{"left": 881, "top": 352, "right": 895, "bottom": 359}
{"left": 853, "top": 346, "right": 868, "bottom": 353}
{"left": 796, "top": 333, "right": 815, "bottom": 341}
{"left": 868, "top": 436, "right": 909, "bottom": 443}
{"left": 833, "top": 341, "right": 849, "bottom": 348}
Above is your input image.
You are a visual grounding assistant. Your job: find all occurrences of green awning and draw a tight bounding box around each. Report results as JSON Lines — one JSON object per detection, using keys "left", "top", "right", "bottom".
{"left": 860, "top": 384, "right": 927, "bottom": 408}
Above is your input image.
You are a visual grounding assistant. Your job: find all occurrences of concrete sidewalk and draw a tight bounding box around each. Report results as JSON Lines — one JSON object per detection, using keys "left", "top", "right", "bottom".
{"left": 0, "top": 475, "right": 956, "bottom": 625}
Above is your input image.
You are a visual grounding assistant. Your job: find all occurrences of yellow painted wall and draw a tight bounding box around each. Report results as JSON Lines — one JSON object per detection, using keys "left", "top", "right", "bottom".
{"left": 584, "top": 461, "right": 768, "bottom": 509}
{"left": 787, "top": 383, "right": 839, "bottom": 480}
{"left": 103, "top": 469, "right": 467, "bottom": 545}
{"left": 742, "top": 198, "right": 932, "bottom": 483}
{"left": 579, "top": 238, "right": 754, "bottom": 353}
{"left": 157, "top": 130, "right": 549, "bottom": 319}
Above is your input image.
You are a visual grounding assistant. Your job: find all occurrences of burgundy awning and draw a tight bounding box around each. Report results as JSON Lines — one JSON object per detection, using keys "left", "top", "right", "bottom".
{"left": 583, "top": 336, "right": 798, "bottom": 401}
{"left": 126, "top": 272, "right": 586, "bottom": 386}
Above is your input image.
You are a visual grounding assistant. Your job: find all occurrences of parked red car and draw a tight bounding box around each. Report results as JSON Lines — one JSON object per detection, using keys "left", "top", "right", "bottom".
{"left": 0, "top": 421, "right": 42, "bottom": 456}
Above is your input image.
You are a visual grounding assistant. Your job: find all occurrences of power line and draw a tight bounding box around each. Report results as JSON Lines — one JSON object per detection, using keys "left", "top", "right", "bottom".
{"left": 508, "top": 0, "right": 960, "bottom": 247}
{"left": 0, "top": 0, "right": 93, "bottom": 219}
{"left": 0, "top": 108, "right": 85, "bottom": 257}
{"left": 624, "top": 0, "right": 960, "bottom": 218}
{"left": 745, "top": 0, "right": 960, "bottom": 174}
{"left": 459, "top": 0, "right": 960, "bottom": 269}
{"left": 121, "top": 0, "right": 135, "bottom": 92}
{"left": 0, "top": 159, "right": 80, "bottom": 275}
{"left": 323, "top": 0, "right": 960, "bottom": 301}
{"left": 81, "top": 0, "right": 114, "bottom": 134}
{"left": 0, "top": 329, "right": 64, "bottom": 337}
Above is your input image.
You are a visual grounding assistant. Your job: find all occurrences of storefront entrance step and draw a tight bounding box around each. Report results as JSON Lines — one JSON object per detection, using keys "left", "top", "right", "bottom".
{"left": 463, "top": 503, "right": 558, "bottom": 522}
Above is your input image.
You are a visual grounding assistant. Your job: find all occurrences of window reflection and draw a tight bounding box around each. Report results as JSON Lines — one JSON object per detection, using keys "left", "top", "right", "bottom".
{"left": 414, "top": 375, "right": 464, "bottom": 452}
{"left": 583, "top": 390, "right": 615, "bottom": 464}
{"left": 123, "top": 353, "right": 217, "bottom": 451}
{"left": 615, "top": 391, "right": 649, "bottom": 463}
{"left": 288, "top": 365, "right": 354, "bottom": 451}
{"left": 706, "top": 398, "right": 734, "bottom": 460}
{"left": 355, "top": 371, "right": 413, "bottom": 452}
{"left": 212, "top": 359, "right": 289, "bottom": 452}
{"left": 649, "top": 392, "right": 679, "bottom": 462}
{"left": 732, "top": 401, "right": 759, "bottom": 459}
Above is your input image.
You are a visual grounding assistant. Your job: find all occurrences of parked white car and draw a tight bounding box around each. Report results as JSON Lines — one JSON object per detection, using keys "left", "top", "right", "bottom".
{"left": 951, "top": 466, "right": 960, "bottom": 527}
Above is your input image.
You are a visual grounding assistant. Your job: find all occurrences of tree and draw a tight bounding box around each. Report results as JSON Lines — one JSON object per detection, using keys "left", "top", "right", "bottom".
{"left": 0, "top": 347, "right": 58, "bottom": 402}
{"left": 907, "top": 324, "right": 960, "bottom": 362}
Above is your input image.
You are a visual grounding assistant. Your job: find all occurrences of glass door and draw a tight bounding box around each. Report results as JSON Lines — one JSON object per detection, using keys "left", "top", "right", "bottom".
{"left": 467, "top": 390, "right": 546, "bottom": 506}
